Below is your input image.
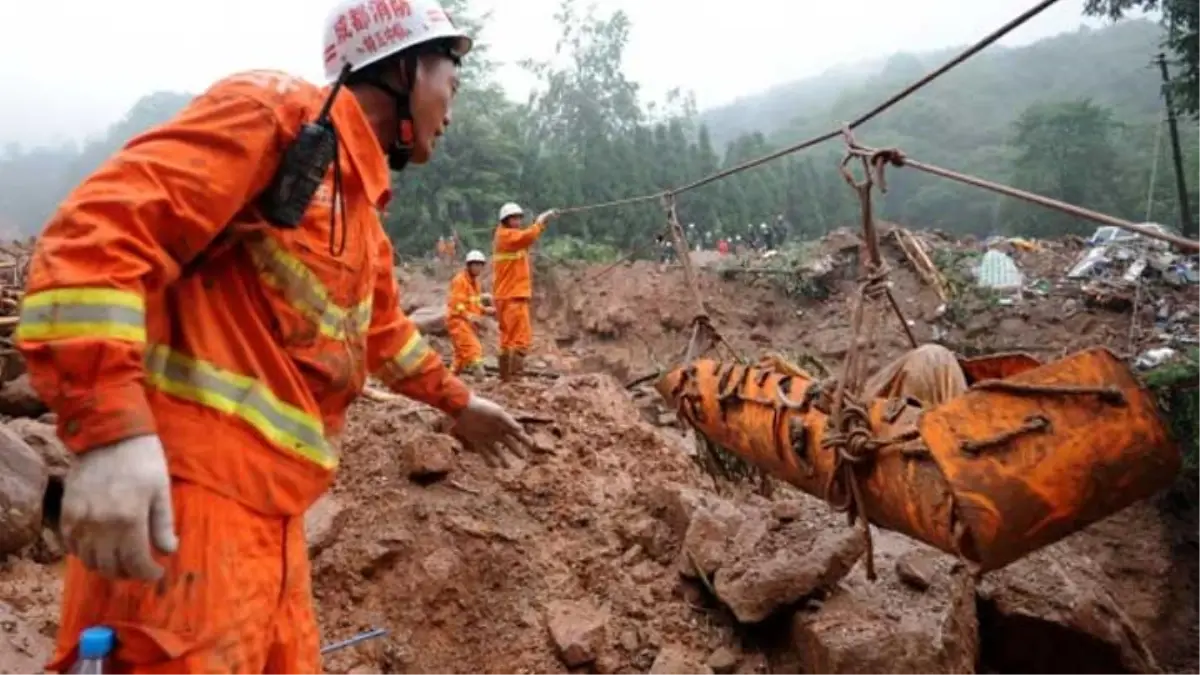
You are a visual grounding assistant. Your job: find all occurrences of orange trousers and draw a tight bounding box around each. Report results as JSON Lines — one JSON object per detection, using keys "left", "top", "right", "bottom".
{"left": 496, "top": 298, "right": 532, "bottom": 355}
{"left": 49, "top": 481, "right": 319, "bottom": 674}
{"left": 447, "top": 316, "right": 484, "bottom": 373}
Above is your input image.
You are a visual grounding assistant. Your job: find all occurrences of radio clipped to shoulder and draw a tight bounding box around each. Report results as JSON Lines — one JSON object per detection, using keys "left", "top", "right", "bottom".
{"left": 259, "top": 67, "right": 350, "bottom": 228}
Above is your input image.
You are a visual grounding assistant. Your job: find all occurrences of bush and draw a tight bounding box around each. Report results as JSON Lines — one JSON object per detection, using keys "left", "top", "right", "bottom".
{"left": 539, "top": 236, "right": 622, "bottom": 263}
{"left": 1143, "top": 347, "right": 1200, "bottom": 470}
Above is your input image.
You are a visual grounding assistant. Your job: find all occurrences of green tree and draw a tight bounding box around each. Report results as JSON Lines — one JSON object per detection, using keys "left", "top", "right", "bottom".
{"left": 1005, "top": 100, "right": 1126, "bottom": 236}
{"left": 1085, "top": 0, "right": 1198, "bottom": 116}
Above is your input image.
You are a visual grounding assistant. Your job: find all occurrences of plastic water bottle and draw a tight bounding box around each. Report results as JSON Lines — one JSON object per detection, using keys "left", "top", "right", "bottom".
{"left": 69, "top": 626, "right": 114, "bottom": 674}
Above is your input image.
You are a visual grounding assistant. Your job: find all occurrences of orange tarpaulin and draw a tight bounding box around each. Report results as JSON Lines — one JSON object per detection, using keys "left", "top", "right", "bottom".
{"left": 657, "top": 346, "right": 1179, "bottom": 573}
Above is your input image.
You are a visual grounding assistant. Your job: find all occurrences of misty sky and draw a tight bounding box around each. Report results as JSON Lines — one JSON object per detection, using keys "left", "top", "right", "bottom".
{"left": 0, "top": 0, "right": 1113, "bottom": 150}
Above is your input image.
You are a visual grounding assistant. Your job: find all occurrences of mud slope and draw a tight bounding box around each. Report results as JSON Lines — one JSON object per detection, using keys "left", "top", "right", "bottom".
{"left": 0, "top": 230, "right": 1195, "bottom": 674}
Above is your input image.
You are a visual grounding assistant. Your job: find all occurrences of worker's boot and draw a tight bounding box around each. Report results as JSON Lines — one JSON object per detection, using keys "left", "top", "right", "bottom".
{"left": 511, "top": 352, "right": 525, "bottom": 379}
{"left": 498, "top": 352, "right": 513, "bottom": 382}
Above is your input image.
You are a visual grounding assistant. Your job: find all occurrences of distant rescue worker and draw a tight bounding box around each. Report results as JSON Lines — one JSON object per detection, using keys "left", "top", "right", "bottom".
{"left": 447, "top": 249, "right": 493, "bottom": 375}
{"left": 16, "top": 1, "right": 532, "bottom": 672}
{"left": 436, "top": 235, "right": 448, "bottom": 261}
{"left": 717, "top": 238, "right": 730, "bottom": 256}
{"left": 444, "top": 232, "right": 457, "bottom": 261}
{"left": 492, "top": 202, "right": 557, "bottom": 381}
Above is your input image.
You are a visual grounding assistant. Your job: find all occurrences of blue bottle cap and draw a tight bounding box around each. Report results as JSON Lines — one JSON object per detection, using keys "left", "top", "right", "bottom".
{"left": 78, "top": 626, "right": 115, "bottom": 660}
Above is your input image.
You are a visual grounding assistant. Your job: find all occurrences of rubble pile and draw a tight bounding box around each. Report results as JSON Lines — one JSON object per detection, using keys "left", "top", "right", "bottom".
{"left": 0, "top": 228, "right": 1195, "bottom": 674}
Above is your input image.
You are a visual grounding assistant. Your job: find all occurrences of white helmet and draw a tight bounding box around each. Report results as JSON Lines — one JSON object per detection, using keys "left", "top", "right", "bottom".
{"left": 465, "top": 250, "right": 486, "bottom": 264}
{"left": 323, "top": 0, "right": 473, "bottom": 82}
{"left": 498, "top": 202, "right": 524, "bottom": 222}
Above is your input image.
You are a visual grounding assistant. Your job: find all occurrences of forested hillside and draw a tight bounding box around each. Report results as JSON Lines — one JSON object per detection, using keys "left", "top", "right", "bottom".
{"left": 0, "top": 2, "right": 1195, "bottom": 255}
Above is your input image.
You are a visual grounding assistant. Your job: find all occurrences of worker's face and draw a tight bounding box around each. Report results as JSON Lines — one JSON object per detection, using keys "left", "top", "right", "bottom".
{"left": 467, "top": 261, "right": 484, "bottom": 277}
{"left": 501, "top": 215, "right": 524, "bottom": 228}
{"left": 408, "top": 54, "right": 460, "bottom": 164}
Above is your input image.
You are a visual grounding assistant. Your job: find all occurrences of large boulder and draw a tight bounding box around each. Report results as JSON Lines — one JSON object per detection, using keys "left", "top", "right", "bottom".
{"left": 0, "top": 425, "right": 48, "bottom": 554}
{"left": 786, "top": 530, "right": 978, "bottom": 674}
{"left": 976, "top": 541, "right": 1158, "bottom": 673}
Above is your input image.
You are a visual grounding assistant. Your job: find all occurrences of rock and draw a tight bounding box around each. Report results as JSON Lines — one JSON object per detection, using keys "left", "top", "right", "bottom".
{"left": 714, "top": 523, "right": 865, "bottom": 623}
{"left": 976, "top": 541, "right": 1158, "bottom": 673}
{"left": 581, "top": 303, "right": 636, "bottom": 339}
{"left": 546, "top": 600, "right": 607, "bottom": 667}
{"left": 0, "top": 425, "right": 47, "bottom": 555}
{"left": 304, "top": 494, "right": 348, "bottom": 557}
{"left": 706, "top": 647, "right": 739, "bottom": 674}
{"left": 6, "top": 419, "right": 71, "bottom": 478}
{"left": 650, "top": 644, "right": 710, "bottom": 674}
{"left": 408, "top": 306, "right": 446, "bottom": 335}
{"left": 404, "top": 433, "right": 457, "bottom": 481}
{"left": 655, "top": 412, "right": 677, "bottom": 427}
{"left": 621, "top": 517, "right": 675, "bottom": 563}
{"left": 895, "top": 550, "right": 936, "bottom": 591}
{"left": 647, "top": 485, "right": 711, "bottom": 540}
{"left": 0, "top": 375, "right": 47, "bottom": 418}
{"left": 678, "top": 500, "right": 749, "bottom": 579}
{"left": 787, "top": 531, "right": 977, "bottom": 673}
{"left": 618, "top": 628, "right": 640, "bottom": 652}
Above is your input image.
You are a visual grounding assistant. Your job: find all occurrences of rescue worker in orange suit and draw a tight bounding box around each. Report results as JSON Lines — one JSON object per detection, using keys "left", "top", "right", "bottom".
{"left": 444, "top": 233, "right": 457, "bottom": 262}
{"left": 447, "top": 249, "right": 493, "bottom": 375}
{"left": 492, "top": 202, "right": 557, "bottom": 380}
{"left": 436, "top": 236, "right": 448, "bottom": 263}
{"left": 15, "top": 2, "right": 533, "bottom": 672}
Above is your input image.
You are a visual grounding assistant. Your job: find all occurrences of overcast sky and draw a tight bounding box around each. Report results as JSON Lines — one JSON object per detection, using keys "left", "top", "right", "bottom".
{"left": 0, "top": 0, "right": 1111, "bottom": 150}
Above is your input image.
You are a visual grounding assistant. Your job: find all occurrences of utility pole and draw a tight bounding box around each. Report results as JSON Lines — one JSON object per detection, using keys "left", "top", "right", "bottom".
{"left": 1155, "top": 53, "right": 1195, "bottom": 238}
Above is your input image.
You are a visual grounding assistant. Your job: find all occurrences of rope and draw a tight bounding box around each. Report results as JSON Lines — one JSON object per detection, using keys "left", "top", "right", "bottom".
{"left": 849, "top": 146, "right": 1200, "bottom": 253}
{"left": 557, "top": 0, "right": 1066, "bottom": 207}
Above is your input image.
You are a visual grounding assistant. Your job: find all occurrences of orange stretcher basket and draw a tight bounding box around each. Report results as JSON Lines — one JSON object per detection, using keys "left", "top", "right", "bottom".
{"left": 657, "top": 347, "right": 1180, "bottom": 573}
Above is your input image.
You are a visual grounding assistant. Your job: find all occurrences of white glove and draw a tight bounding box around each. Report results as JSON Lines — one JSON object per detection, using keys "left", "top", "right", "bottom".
{"left": 535, "top": 209, "right": 559, "bottom": 225}
{"left": 61, "top": 434, "right": 178, "bottom": 581}
{"left": 451, "top": 394, "right": 533, "bottom": 468}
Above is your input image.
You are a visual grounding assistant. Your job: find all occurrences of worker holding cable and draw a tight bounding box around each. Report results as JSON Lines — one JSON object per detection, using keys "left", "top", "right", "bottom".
{"left": 447, "top": 249, "right": 493, "bottom": 376}
{"left": 492, "top": 202, "right": 557, "bottom": 381}
{"left": 15, "top": 1, "right": 531, "bottom": 672}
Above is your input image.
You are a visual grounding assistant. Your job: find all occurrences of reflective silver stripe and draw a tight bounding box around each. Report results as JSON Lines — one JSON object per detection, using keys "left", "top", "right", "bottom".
{"left": 16, "top": 287, "right": 147, "bottom": 343}
{"left": 20, "top": 303, "right": 144, "bottom": 327}
{"left": 378, "top": 333, "right": 433, "bottom": 384}
{"left": 144, "top": 346, "right": 335, "bottom": 469}
{"left": 247, "top": 237, "right": 372, "bottom": 340}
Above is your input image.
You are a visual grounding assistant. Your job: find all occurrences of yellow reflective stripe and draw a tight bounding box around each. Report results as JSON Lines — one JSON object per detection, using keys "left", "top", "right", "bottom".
{"left": 493, "top": 251, "right": 526, "bottom": 262}
{"left": 16, "top": 288, "right": 146, "bottom": 343}
{"left": 248, "top": 237, "right": 372, "bottom": 340}
{"left": 454, "top": 302, "right": 467, "bottom": 313}
{"left": 378, "top": 332, "right": 434, "bottom": 383}
{"left": 144, "top": 345, "right": 335, "bottom": 470}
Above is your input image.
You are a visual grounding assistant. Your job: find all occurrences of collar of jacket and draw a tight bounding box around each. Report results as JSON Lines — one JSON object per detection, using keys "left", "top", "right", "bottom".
{"left": 326, "top": 86, "right": 393, "bottom": 211}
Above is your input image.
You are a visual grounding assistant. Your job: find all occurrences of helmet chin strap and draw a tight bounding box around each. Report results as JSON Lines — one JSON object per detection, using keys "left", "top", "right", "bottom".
{"left": 367, "top": 57, "right": 419, "bottom": 172}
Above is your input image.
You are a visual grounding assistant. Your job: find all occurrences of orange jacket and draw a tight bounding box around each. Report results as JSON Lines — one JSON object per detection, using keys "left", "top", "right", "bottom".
{"left": 492, "top": 221, "right": 545, "bottom": 300}
{"left": 446, "top": 270, "right": 484, "bottom": 320}
{"left": 16, "top": 70, "right": 470, "bottom": 516}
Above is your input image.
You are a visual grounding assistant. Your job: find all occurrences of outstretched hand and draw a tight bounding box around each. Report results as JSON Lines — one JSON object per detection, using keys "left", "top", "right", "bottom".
{"left": 451, "top": 394, "right": 533, "bottom": 468}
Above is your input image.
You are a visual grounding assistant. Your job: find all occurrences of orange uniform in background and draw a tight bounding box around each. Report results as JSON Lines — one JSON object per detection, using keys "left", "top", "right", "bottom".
{"left": 446, "top": 269, "right": 485, "bottom": 372}
{"left": 17, "top": 71, "right": 471, "bottom": 673}
{"left": 492, "top": 220, "right": 545, "bottom": 366}
{"left": 435, "top": 237, "right": 447, "bottom": 261}
{"left": 445, "top": 237, "right": 456, "bottom": 261}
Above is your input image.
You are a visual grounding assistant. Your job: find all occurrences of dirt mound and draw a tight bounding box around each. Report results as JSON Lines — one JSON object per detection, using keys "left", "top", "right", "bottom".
{"left": 315, "top": 374, "right": 750, "bottom": 673}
